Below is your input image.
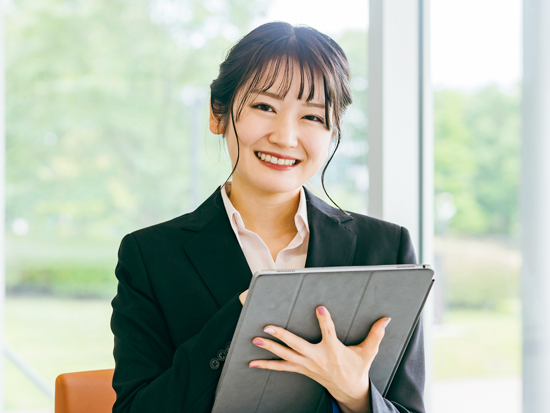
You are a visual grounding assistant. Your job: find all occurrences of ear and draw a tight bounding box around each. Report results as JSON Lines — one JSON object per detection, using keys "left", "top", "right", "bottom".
{"left": 209, "top": 105, "right": 224, "bottom": 135}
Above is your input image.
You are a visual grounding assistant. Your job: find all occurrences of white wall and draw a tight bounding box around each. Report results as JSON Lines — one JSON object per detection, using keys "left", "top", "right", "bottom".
{"left": 522, "top": 1, "right": 550, "bottom": 412}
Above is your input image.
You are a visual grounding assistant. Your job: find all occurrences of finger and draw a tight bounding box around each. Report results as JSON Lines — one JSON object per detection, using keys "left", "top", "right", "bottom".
{"left": 239, "top": 289, "right": 249, "bottom": 305}
{"left": 316, "top": 306, "right": 339, "bottom": 345}
{"left": 252, "top": 337, "right": 306, "bottom": 365}
{"left": 359, "top": 317, "right": 390, "bottom": 356}
{"left": 249, "top": 359, "right": 302, "bottom": 373}
{"left": 262, "top": 325, "right": 313, "bottom": 355}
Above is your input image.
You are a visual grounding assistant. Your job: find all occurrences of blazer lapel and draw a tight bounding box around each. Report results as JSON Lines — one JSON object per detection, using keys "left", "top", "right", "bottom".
{"left": 304, "top": 188, "right": 357, "bottom": 268}
{"left": 182, "top": 188, "right": 252, "bottom": 308}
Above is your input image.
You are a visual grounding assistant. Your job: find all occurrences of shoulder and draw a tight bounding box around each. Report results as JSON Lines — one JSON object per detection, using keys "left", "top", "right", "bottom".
{"left": 115, "top": 213, "right": 198, "bottom": 267}
{"left": 345, "top": 210, "right": 404, "bottom": 241}
{"left": 344, "top": 211, "right": 415, "bottom": 264}
{"left": 304, "top": 188, "right": 413, "bottom": 263}
{"left": 129, "top": 213, "right": 195, "bottom": 244}
{"left": 342, "top": 211, "right": 415, "bottom": 265}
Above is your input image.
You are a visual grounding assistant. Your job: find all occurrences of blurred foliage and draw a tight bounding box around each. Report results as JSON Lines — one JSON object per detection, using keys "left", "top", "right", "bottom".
{"left": 434, "top": 85, "right": 521, "bottom": 236}
{"left": 5, "top": 1, "right": 521, "bottom": 301}
{"left": 14, "top": 264, "right": 115, "bottom": 296}
{"left": 6, "top": 0, "right": 266, "bottom": 240}
{"left": 6, "top": 234, "right": 118, "bottom": 297}
{"left": 5, "top": 0, "right": 369, "bottom": 296}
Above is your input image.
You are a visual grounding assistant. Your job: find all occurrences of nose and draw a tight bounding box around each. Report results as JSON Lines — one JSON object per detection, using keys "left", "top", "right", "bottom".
{"left": 269, "top": 115, "right": 298, "bottom": 148}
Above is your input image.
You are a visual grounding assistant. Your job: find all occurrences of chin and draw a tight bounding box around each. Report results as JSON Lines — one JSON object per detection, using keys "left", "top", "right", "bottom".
{"left": 250, "top": 179, "right": 303, "bottom": 195}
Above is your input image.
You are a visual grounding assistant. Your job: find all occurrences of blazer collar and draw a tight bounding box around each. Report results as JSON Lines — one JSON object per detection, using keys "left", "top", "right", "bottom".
{"left": 181, "top": 186, "right": 357, "bottom": 307}
{"left": 179, "top": 186, "right": 354, "bottom": 231}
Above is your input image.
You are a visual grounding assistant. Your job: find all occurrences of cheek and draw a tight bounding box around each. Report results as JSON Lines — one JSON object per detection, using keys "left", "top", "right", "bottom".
{"left": 305, "top": 134, "right": 332, "bottom": 166}
{"left": 226, "top": 114, "right": 264, "bottom": 151}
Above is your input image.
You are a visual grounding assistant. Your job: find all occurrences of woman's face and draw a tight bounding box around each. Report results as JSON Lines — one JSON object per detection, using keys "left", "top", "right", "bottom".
{"left": 210, "top": 65, "right": 333, "bottom": 196}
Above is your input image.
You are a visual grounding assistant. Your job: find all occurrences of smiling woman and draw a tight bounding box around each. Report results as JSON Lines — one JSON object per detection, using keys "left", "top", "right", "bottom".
{"left": 209, "top": 22, "right": 351, "bottom": 205}
{"left": 110, "top": 21, "right": 425, "bottom": 413}
{"left": 211, "top": 62, "right": 334, "bottom": 198}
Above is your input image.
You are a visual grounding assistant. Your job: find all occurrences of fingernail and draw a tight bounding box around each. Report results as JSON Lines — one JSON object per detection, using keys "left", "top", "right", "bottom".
{"left": 264, "top": 327, "right": 276, "bottom": 335}
{"left": 253, "top": 338, "right": 264, "bottom": 346}
{"left": 249, "top": 364, "right": 259, "bottom": 368}
{"left": 383, "top": 318, "right": 392, "bottom": 328}
{"left": 317, "top": 306, "right": 326, "bottom": 315}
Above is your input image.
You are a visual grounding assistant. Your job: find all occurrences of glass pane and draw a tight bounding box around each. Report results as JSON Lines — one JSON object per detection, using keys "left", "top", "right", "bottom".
{"left": 4, "top": 0, "right": 368, "bottom": 410}
{"left": 431, "top": 1, "right": 522, "bottom": 412}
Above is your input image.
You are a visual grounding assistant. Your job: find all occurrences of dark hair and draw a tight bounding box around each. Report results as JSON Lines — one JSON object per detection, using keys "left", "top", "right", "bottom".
{"left": 210, "top": 21, "right": 353, "bottom": 207}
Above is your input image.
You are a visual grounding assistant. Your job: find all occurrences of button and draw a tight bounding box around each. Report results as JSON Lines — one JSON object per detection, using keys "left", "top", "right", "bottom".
{"left": 225, "top": 341, "right": 231, "bottom": 351}
{"left": 210, "top": 358, "right": 221, "bottom": 370}
{"left": 217, "top": 349, "right": 227, "bottom": 361}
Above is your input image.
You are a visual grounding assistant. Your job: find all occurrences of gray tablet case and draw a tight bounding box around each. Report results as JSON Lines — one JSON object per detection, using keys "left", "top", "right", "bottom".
{"left": 212, "top": 264, "right": 434, "bottom": 413}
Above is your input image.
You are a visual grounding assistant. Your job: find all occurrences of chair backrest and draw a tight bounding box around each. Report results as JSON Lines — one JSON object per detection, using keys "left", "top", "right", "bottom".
{"left": 55, "top": 369, "right": 116, "bottom": 413}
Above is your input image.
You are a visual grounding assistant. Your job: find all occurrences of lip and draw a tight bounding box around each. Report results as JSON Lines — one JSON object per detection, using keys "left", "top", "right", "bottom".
{"left": 259, "top": 160, "right": 298, "bottom": 171}
{"left": 254, "top": 150, "right": 301, "bottom": 171}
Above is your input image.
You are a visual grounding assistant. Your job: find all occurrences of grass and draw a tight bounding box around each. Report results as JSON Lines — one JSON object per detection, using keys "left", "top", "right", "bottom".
{"left": 433, "top": 309, "right": 521, "bottom": 379}
{"left": 3, "top": 295, "right": 521, "bottom": 410}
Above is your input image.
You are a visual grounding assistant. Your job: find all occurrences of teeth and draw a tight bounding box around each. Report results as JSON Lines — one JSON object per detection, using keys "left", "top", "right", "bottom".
{"left": 255, "top": 151, "right": 297, "bottom": 166}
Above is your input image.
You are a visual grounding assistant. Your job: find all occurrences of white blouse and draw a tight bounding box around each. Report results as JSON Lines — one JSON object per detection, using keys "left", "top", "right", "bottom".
{"left": 221, "top": 182, "right": 309, "bottom": 275}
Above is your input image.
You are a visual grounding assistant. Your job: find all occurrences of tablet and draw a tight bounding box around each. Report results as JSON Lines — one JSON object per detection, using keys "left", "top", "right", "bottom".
{"left": 212, "top": 264, "right": 434, "bottom": 413}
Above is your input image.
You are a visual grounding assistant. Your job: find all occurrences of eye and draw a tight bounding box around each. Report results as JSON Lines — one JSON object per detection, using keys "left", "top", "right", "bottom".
{"left": 304, "top": 114, "right": 324, "bottom": 123}
{"left": 253, "top": 103, "right": 274, "bottom": 112}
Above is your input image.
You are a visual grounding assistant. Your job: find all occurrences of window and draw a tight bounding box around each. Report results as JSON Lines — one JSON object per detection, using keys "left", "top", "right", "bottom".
{"left": 3, "top": 0, "right": 368, "bottom": 409}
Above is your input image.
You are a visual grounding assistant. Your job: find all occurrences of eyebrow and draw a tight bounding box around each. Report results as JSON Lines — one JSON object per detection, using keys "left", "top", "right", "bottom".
{"left": 254, "top": 91, "right": 325, "bottom": 109}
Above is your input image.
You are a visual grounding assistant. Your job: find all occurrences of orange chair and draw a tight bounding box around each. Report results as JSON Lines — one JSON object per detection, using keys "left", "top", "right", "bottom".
{"left": 55, "top": 369, "right": 116, "bottom": 413}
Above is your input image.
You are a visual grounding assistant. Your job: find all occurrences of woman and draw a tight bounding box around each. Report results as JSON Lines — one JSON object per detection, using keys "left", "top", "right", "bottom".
{"left": 111, "top": 22, "right": 425, "bottom": 413}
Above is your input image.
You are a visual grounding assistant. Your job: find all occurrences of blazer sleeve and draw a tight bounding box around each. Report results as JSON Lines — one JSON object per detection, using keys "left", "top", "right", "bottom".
{"left": 111, "top": 234, "right": 243, "bottom": 413}
{"left": 369, "top": 226, "right": 426, "bottom": 413}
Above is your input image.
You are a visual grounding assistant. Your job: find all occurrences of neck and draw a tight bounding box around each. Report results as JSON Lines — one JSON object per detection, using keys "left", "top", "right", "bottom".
{"left": 228, "top": 178, "right": 301, "bottom": 239}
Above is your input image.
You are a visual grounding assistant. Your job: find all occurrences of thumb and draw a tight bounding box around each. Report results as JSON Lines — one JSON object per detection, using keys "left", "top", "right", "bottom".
{"left": 359, "top": 317, "right": 391, "bottom": 357}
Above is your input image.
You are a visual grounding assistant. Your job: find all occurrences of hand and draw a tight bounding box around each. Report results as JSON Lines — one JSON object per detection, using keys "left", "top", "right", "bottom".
{"left": 249, "top": 306, "right": 390, "bottom": 413}
{"left": 239, "top": 289, "right": 248, "bottom": 305}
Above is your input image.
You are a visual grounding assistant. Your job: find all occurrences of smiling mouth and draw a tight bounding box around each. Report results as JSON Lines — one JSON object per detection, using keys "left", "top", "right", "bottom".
{"left": 255, "top": 151, "right": 300, "bottom": 166}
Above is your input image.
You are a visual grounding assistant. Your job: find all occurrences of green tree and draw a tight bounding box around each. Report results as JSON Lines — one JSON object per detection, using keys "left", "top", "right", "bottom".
{"left": 5, "top": 0, "right": 266, "bottom": 293}
{"left": 6, "top": 0, "right": 266, "bottom": 242}
{"left": 434, "top": 85, "right": 521, "bottom": 236}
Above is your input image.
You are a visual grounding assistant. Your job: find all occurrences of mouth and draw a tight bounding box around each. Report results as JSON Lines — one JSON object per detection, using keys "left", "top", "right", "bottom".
{"left": 254, "top": 151, "right": 301, "bottom": 166}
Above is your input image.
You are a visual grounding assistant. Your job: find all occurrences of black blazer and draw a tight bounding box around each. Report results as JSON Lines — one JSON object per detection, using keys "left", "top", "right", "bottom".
{"left": 111, "top": 187, "right": 425, "bottom": 413}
